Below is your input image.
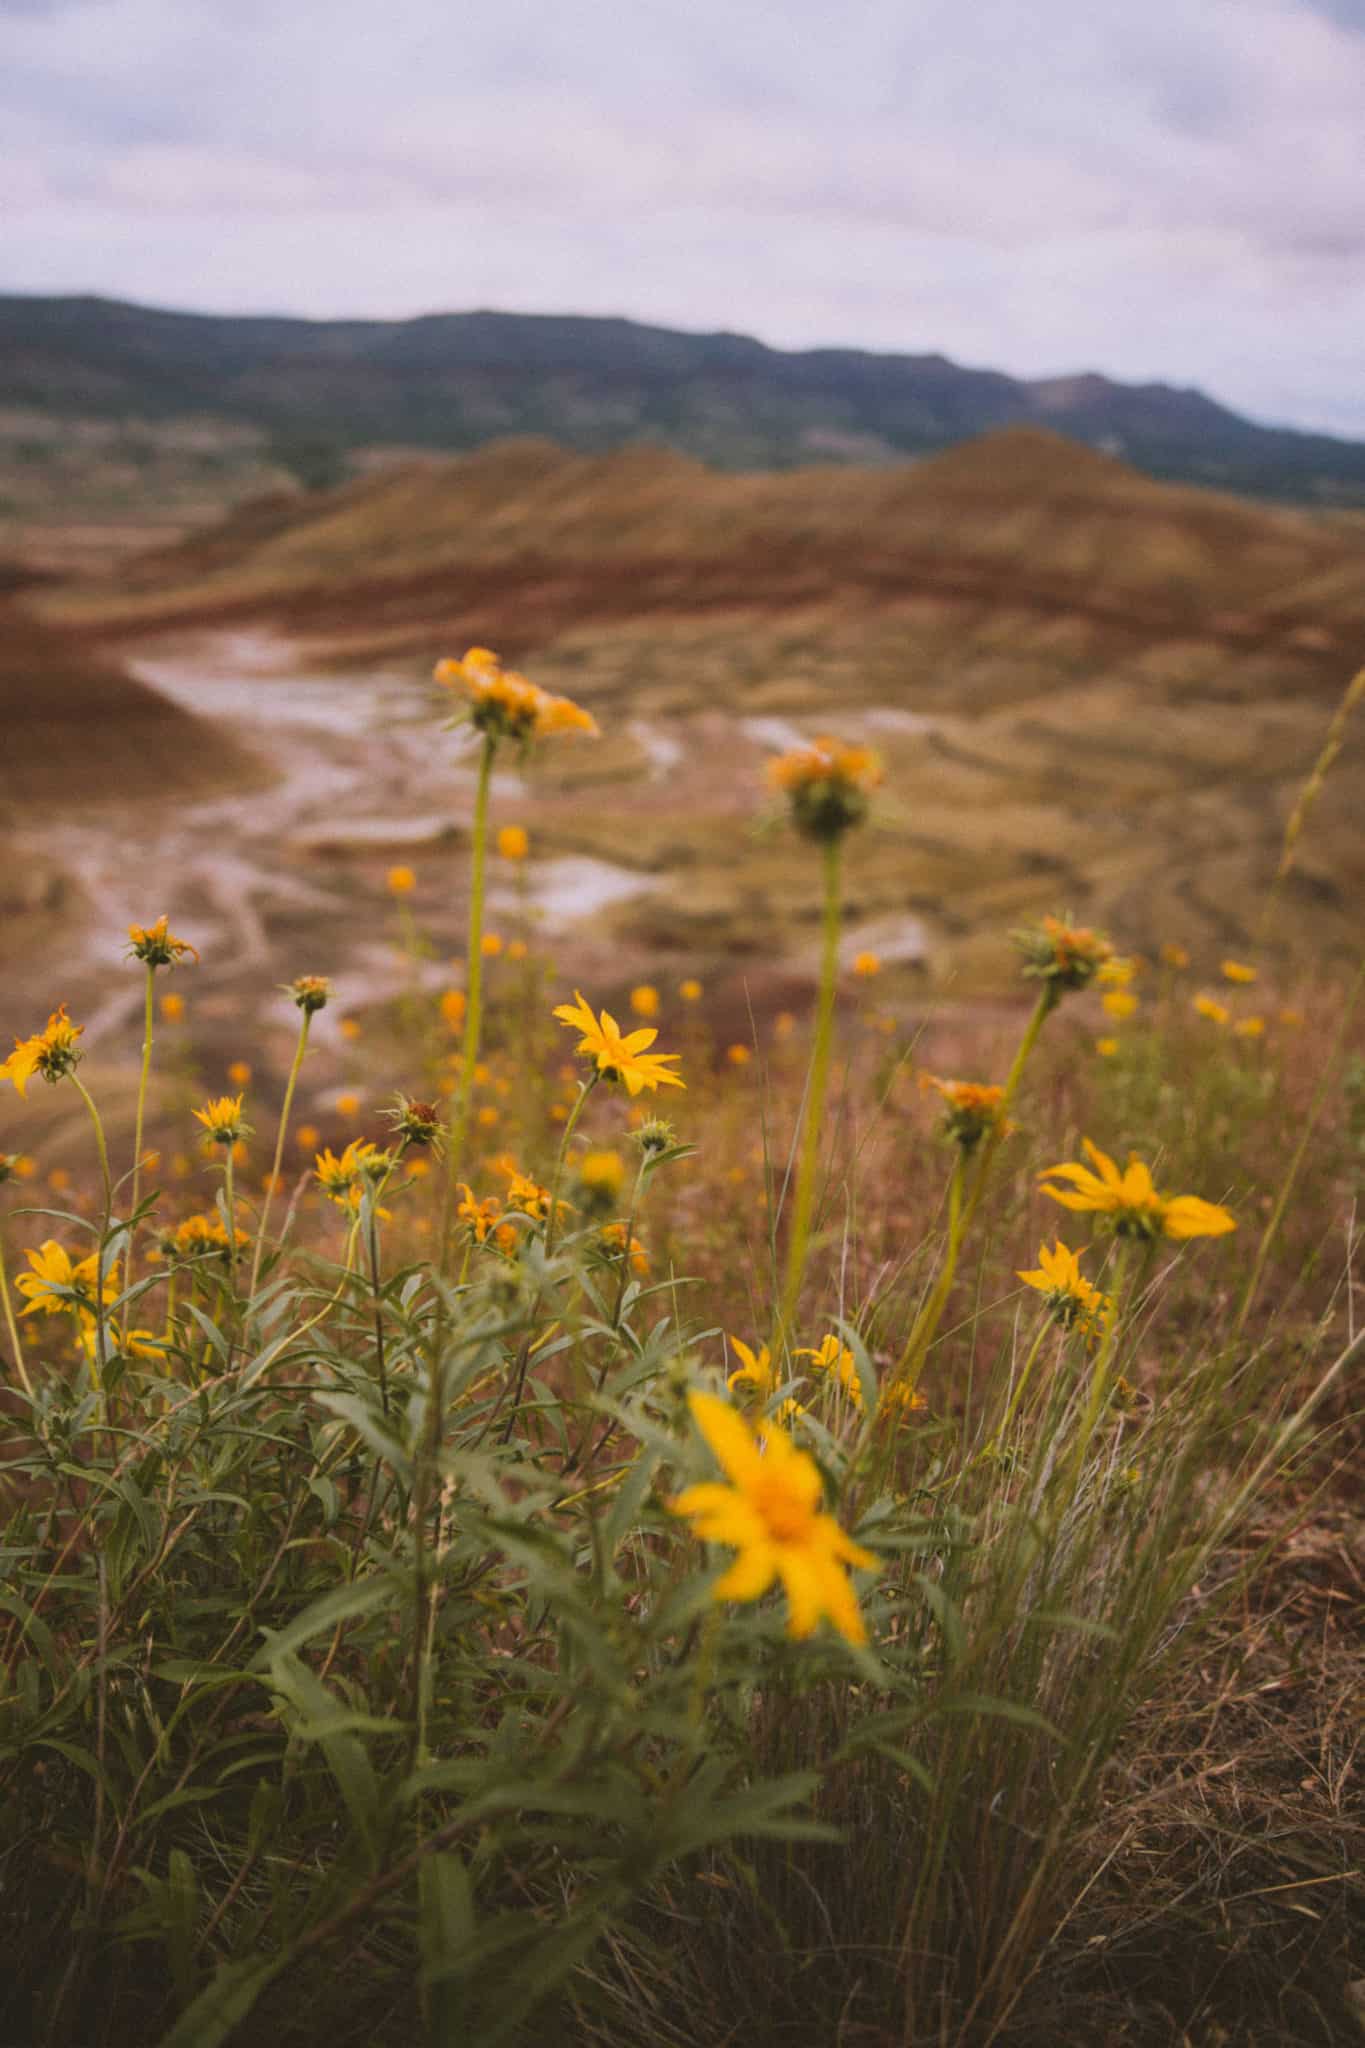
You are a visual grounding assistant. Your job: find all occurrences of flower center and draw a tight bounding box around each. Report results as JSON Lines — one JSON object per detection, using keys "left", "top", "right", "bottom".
{"left": 753, "top": 1475, "right": 816, "bottom": 1544}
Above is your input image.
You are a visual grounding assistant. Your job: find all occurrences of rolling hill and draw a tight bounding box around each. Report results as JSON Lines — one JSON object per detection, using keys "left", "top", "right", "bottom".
{"left": 25, "top": 427, "right": 1364, "bottom": 998}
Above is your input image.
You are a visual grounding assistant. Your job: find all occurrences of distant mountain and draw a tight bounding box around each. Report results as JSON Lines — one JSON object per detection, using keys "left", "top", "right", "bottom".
{"left": 4, "top": 291, "right": 1365, "bottom": 509}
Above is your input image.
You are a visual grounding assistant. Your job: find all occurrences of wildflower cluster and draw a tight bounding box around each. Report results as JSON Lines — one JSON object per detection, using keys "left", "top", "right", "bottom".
{"left": 768, "top": 733, "right": 883, "bottom": 841}
{"left": 1018, "top": 1239, "right": 1114, "bottom": 1341}
{"left": 1014, "top": 914, "right": 1114, "bottom": 995}
{"left": 127, "top": 915, "right": 198, "bottom": 968}
{"left": 919, "top": 1073, "right": 1011, "bottom": 1149}
{"left": 435, "top": 645, "right": 598, "bottom": 744}
{"left": 1, "top": 1005, "right": 84, "bottom": 1096}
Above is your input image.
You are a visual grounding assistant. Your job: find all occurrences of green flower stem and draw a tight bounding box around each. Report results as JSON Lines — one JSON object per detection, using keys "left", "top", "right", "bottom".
{"left": 365, "top": 1149, "right": 404, "bottom": 1419}
{"left": 774, "top": 834, "right": 843, "bottom": 1356}
{"left": 1061, "top": 1239, "right": 1134, "bottom": 1505}
{"left": 543, "top": 1072, "right": 598, "bottom": 1260}
{"left": 0, "top": 1228, "right": 34, "bottom": 1400}
{"left": 125, "top": 962, "right": 156, "bottom": 1304}
{"left": 888, "top": 983, "right": 1059, "bottom": 1407}
{"left": 496, "top": 1071, "right": 600, "bottom": 1446}
{"left": 222, "top": 1146, "right": 238, "bottom": 1282}
{"left": 248, "top": 1007, "right": 313, "bottom": 1303}
{"left": 959, "top": 983, "right": 1056, "bottom": 1235}
{"left": 441, "top": 731, "right": 497, "bottom": 1272}
{"left": 70, "top": 1073, "right": 113, "bottom": 1396}
{"left": 609, "top": 1153, "right": 649, "bottom": 1330}
{"left": 890, "top": 1151, "right": 966, "bottom": 1394}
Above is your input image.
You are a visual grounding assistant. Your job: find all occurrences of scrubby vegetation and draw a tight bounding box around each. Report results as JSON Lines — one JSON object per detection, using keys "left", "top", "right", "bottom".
{"left": 0, "top": 649, "right": 1359, "bottom": 2047}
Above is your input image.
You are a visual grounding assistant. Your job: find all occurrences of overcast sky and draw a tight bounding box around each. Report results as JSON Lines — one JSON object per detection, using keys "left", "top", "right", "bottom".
{"left": 5, "top": 0, "right": 1365, "bottom": 436}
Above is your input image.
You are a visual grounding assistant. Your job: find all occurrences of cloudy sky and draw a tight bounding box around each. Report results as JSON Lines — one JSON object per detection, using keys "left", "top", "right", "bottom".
{"left": 5, "top": 0, "right": 1365, "bottom": 435}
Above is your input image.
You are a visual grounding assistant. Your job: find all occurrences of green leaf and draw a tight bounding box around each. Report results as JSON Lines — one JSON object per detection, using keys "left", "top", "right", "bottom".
{"left": 154, "top": 1954, "right": 287, "bottom": 2048}
{"left": 267, "top": 1652, "right": 381, "bottom": 1862}
{"left": 255, "top": 1574, "right": 397, "bottom": 1664}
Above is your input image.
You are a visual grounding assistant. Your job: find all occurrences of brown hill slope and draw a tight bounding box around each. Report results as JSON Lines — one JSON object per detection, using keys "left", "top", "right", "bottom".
{"left": 17, "top": 428, "right": 1365, "bottom": 1001}
{"left": 0, "top": 601, "right": 261, "bottom": 810}
{"left": 40, "top": 430, "right": 1365, "bottom": 666}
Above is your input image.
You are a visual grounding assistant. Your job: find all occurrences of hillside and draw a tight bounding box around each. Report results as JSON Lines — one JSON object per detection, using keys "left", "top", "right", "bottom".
{"left": 0, "top": 601, "right": 261, "bottom": 812}
{"left": 42, "top": 429, "right": 1365, "bottom": 660}
{"left": 17, "top": 427, "right": 1361, "bottom": 1008}
{"left": 5, "top": 292, "right": 1365, "bottom": 515}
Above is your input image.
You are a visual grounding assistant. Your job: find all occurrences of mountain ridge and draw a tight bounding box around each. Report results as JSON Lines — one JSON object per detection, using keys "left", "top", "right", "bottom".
{"left": 4, "top": 290, "right": 1365, "bottom": 508}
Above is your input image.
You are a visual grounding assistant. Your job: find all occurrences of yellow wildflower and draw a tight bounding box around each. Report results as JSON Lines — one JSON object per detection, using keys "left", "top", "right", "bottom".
{"left": 1221, "top": 959, "right": 1257, "bottom": 985}
{"left": 919, "top": 1073, "right": 1010, "bottom": 1149}
{"left": 1193, "top": 994, "right": 1229, "bottom": 1026}
{"left": 455, "top": 1184, "right": 504, "bottom": 1244}
{"left": 852, "top": 951, "right": 881, "bottom": 978}
{"left": 879, "top": 1377, "right": 928, "bottom": 1416}
{"left": 1096, "top": 1037, "right": 1120, "bottom": 1057}
{"left": 1014, "top": 915, "right": 1114, "bottom": 994}
{"left": 387, "top": 865, "right": 417, "bottom": 895}
{"left": 159, "top": 992, "right": 186, "bottom": 1023}
{"left": 726, "top": 1336, "right": 779, "bottom": 1402}
{"left": 127, "top": 915, "right": 198, "bottom": 968}
{"left": 507, "top": 939, "right": 528, "bottom": 961}
{"left": 227, "top": 1060, "right": 251, "bottom": 1087}
{"left": 1097, "top": 956, "right": 1138, "bottom": 989}
{"left": 1101, "top": 989, "right": 1138, "bottom": 1021}
{"left": 598, "top": 1221, "right": 649, "bottom": 1275}
{"left": 193, "top": 1094, "right": 248, "bottom": 1145}
{"left": 167, "top": 1213, "right": 248, "bottom": 1261}
{"left": 553, "top": 990, "right": 684, "bottom": 1095}
{"left": 2, "top": 1006, "right": 84, "bottom": 1097}
{"left": 578, "top": 1149, "right": 626, "bottom": 1200}
{"left": 669, "top": 1392, "right": 876, "bottom": 1644}
{"left": 1039, "top": 1139, "right": 1235, "bottom": 1241}
{"left": 502, "top": 1166, "right": 557, "bottom": 1221}
{"left": 1017, "top": 1239, "right": 1114, "bottom": 1340}
{"left": 16, "top": 1240, "right": 117, "bottom": 1320}
{"left": 440, "top": 987, "right": 468, "bottom": 1031}
{"left": 768, "top": 734, "right": 881, "bottom": 841}
{"left": 726, "top": 1043, "right": 752, "bottom": 1067}
{"left": 481, "top": 932, "right": 504, "bottom": 958}
{"left": 679, "top": 978, "right": 703, "bottom": 1003}
{"left": 1160, "top": 942, "right": 1190, "bottom": 970}
{"left": 497, "top": 824, "right": 530, "bottom": 860}
{"left": 1234, "top": 1016, "right": 1265, "bottom": 1039}
{"left": 289, "top": 975, "right": 332, "bottom": 1014}
{"left": 796, "top": 1334, "right": 864, "bottom": 1410}
{"left": 630, "top": 984, "right": 661, "bottom": 1018}
{"left": 434, "top": 647, "right": 598, "bottom": 742}
{"left": 315, "top": 1139, "right": 385, "bottom": 1202}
